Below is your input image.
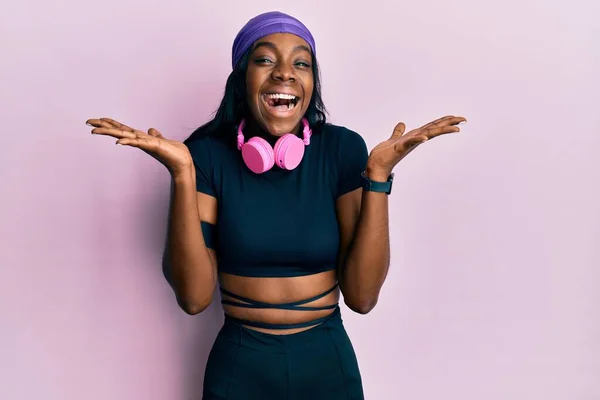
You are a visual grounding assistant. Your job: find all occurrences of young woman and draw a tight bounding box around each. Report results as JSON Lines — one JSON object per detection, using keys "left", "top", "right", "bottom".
{"left": 86, "top": 11, "right": 466, "bottom": 400}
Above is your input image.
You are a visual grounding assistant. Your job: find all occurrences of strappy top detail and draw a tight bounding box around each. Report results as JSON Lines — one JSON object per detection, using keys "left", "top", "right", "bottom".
{"left": 220, "top": 283, "right": 339, "bottom": 329}
{"left": 223, "top": 307, "right": 341, "bottom": 330}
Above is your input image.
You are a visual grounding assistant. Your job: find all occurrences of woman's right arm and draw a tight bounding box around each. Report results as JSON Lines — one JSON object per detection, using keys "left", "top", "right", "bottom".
{"left": 85, "top": 117, "right": 218, "bottom": 315}
{"left": 166, "top": 167, "right": 218, "bottom": 315}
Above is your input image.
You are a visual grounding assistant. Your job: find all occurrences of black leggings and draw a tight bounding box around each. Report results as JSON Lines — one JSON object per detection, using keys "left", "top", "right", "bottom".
{"left": 202, "top": 307, "right": 364, "bottom": 399}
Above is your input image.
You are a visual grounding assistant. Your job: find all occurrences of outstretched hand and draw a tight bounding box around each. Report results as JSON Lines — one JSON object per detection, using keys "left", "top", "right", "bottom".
{"left": 86, "top": 118, "right": 194, "bottom": 176}
{"left": 366, "top": 115, "right": 467, "bottom": 180}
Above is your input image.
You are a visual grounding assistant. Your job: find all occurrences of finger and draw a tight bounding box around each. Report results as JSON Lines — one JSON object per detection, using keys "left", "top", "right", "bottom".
{"left": 424, "top": 125, "right": 460, "bottom": 139}
{"left": 117, "top": 135, "right": 159, "bottom": 151}
{"left": 100, "top": 118, "right": 135, "bottom": 132}
{"left": 116, "top": 138, "right": 146, "bottom": 147}
{"left": 92, "top": 127, "right": 138, "bottom": 139}
{"left": 116, "top": 137, "right": 150, "bottom": 148}
{"left": 417, "top": 115, "right": 454, "bottom": 130}
{"left": 86, "top": 118, "right": 115, "bottom": 128}
{"left": 427, "top": 116, "right": 467, "bottom": 129}
{"left": 417, "top": 116, "right": 467, "bottom": 133}
{"left": 439, "top": 116, "right": 466, "bottom": 126}
{"left": 390, "top": 122, "right": 406, "bottom": 139}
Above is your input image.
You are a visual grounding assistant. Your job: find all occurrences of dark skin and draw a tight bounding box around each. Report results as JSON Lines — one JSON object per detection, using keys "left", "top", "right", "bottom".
{"left": 243, "top": 34, "right": 314, "bottom": 137}
{"left": 219, "top": 34, "right": 337, "bottom": 333}
{"left": 85, "top": 32, "right": 467, "bottom": 334}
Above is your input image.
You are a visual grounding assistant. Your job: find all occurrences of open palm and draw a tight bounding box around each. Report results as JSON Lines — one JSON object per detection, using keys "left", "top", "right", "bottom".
{"left": 368, "top": 115, "right": 467, "bottom": 174}
{"left": 86, "top": 117, "right": 193, "bottom": 175}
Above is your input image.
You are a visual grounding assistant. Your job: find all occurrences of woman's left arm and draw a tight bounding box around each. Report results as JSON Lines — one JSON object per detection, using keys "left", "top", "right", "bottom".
{"left": 338, "top": 115, "right": 466, "bottom": 314}
{"left": 336, "top": 176, "right": 390, "bottom": 314}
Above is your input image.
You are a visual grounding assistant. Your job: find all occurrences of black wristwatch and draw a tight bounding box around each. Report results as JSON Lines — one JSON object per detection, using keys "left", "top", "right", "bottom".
{"left": 361, "top": 171, "right": 394, "bottom": 194}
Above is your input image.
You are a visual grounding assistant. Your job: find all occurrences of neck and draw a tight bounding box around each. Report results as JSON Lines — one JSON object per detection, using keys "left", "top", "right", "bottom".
{"left": 244, "top": 117, "right": 302, "bottom": 142}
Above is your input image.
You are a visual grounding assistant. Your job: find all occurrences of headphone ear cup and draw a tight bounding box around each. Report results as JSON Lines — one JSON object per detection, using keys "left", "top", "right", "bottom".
{"left": 242, "top": 137, "right": 275, "bottom": 173}
{"left": 274, "top": 134, "right": 305, "bottom": 170}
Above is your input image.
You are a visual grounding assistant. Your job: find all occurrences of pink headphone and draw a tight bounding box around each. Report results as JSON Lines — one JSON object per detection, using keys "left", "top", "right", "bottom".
{"left": 237, "top": 118, "right": 312, "bottom": 174}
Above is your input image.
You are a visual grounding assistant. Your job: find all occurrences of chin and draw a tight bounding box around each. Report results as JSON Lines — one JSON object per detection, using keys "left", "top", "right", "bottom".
{"left": 253, "top": 94, "right": 307, "bottom": 135}
{"left": 262, "top": 119, "right": 301, "bottom": 135}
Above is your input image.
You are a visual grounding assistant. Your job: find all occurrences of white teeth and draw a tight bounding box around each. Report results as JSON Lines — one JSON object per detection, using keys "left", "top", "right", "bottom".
{"left": 265, "top": 93, "right": 298, "bottom": 111}
{"left": 267, "top": 93, "right": 297, "bottom": 100}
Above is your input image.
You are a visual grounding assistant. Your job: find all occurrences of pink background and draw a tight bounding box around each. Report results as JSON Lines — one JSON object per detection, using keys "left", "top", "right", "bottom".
{"left": 1, "top": 0, "right": 599, "bottom": 399}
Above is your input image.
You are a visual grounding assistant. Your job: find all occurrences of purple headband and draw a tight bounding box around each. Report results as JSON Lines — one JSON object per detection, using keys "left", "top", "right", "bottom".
{"left": 231, "top": 11, "right": 316, "bottom": 69}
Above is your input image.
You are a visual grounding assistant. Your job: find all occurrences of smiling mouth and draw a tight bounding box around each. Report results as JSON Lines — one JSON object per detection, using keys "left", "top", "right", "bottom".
{"left": 262, "top": 93, "right": 300, "bottom": 112}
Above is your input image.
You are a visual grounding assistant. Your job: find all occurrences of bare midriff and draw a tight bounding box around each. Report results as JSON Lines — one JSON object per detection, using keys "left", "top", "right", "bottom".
{"left": 218, "top": 269, "right": 339, "bottom": 335}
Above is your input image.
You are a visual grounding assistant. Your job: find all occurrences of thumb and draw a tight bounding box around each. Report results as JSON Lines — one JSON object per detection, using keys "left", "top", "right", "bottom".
{"left": 148, "top": 128, "right": 164, "bottom": 138}
{"left": 390, "top": 122, "right": 406, "bottom": 140}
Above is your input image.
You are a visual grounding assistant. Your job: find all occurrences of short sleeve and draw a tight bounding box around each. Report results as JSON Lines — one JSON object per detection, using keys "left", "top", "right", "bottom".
{"left": 336, "top": 128, "right": 369, "bottom": 197}
{"left": 185, "top": 136, "right": 216, "bottom": 197}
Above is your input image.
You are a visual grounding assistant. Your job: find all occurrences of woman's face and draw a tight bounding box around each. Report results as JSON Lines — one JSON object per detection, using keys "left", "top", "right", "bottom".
{"left": 245, "top": 33, "right": 314, "bottom": 136}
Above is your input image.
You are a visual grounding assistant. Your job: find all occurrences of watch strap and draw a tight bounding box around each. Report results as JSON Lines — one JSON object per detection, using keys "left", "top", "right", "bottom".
{"left": 361, "top": 171, "right": 394, "bottom": 194}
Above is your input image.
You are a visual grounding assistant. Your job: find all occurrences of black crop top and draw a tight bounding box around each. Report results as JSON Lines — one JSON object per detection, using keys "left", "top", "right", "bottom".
{"left": 185, "top": 123, "right": 368, "bottom": 278}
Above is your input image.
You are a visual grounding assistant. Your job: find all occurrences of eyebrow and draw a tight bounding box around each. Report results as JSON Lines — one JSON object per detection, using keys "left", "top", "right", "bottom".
{"left": 252, "top": 41, "right": 312, "bottom": 55}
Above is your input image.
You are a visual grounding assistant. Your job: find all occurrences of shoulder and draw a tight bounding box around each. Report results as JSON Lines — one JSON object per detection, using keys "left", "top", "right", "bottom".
{"left": 185, "top": 134, "right": 233, "bottom": 162}
{"left": 320, "top": 123, "right": 364, "bottom": 141}
{"left": 319, "top": 123, "right": 369, "bottom": 196}
{"left": 185, "top": 134, "right": 230, "bottom": 153}
{"left": 318, "top": 123, "right": 368, "bottom": 157}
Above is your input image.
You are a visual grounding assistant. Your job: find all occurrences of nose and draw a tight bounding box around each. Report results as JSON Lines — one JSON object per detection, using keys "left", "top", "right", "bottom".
{"left": 271, "top": 62, "right": 295, "bottom": 82}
